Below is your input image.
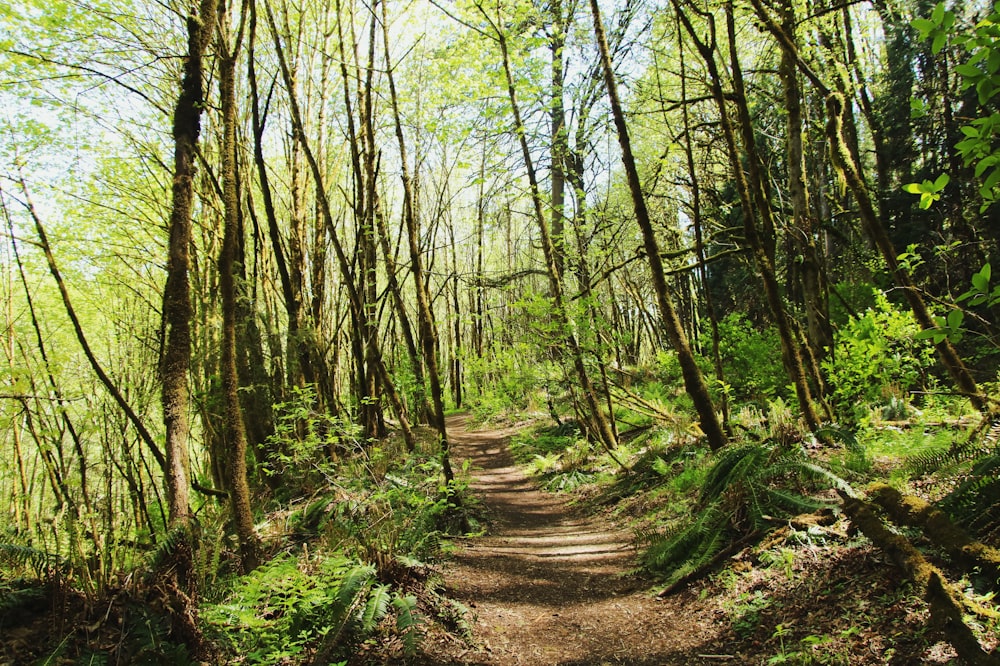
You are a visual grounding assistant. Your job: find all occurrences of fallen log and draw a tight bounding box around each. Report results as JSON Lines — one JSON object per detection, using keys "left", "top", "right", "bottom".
{"left": 869, "top": 483, "right": 1000, "bottom": 590}
{"left": 840, "top": 492, "right": 1000, "bottom": 664}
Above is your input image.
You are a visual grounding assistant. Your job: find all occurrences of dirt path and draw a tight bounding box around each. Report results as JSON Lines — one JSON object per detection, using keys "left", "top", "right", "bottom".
{"left": 417, "top": 415, "right": 728, "bottom": 665}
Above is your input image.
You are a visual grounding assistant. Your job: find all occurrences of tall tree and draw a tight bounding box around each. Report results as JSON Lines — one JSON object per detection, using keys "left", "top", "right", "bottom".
{"left": 590, "top": 0, "right": 727, "bottom": 449}
{"left": 217, "top": 0, "right": 260, "bottom": 569}
{"left": 381, "top": 0, "right": 456, "bottom": 481}
{"left": 160, "top": 0, "right": 219, "bottom": 526}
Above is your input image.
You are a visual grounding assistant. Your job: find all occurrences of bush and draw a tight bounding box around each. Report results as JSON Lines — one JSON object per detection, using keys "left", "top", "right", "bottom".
{"left": 822, "top": 291, "right": 936, "bottom": 422}
{"left": 201, "top": 553, "right": 416, "bottom": 664}
{"left": 716, "top": 313, "right": 788, "bottom": 404}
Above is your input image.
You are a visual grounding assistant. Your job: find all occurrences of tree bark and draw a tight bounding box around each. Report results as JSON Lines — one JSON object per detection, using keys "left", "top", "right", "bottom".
{"left": 218, "top": 0, "right": 260, "bottom": 570}
{"left": 590, "top": 0, "right": 726, "bottom": 449}
{"left": 160, "top": 0, "right": 217, "bottom": 526}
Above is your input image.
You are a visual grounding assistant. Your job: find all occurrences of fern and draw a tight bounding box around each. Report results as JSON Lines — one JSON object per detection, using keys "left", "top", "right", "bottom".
{"left": 0, "top": 543, "right": 64, "bottom": 577}
{"left": 900, "top": 418, "right": 1000, "bottom": 542}
{"left": 905, "top": 436, "right": 994, "bottom": 479}
{"left": 940, "top": 453, "right": 1000, "bottom": 541}
{"left": 392, "top": 593, "right": 421, "bottom": 656}
{"left": 143, "top": 526, "right": 191, "bottom": 572}
{"left": 644, "top": 440, "right": 848, "bottom": 584}
{"left": 360, "top": 584, "right": 391, "bottom": 632}
{"left": 319, "top": 563, "right": 376, "bottom": 650}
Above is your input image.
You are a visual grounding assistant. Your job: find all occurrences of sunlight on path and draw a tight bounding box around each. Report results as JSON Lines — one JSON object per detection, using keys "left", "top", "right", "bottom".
{"left": 413, "top": 415, "right": 727, "bottom": 666}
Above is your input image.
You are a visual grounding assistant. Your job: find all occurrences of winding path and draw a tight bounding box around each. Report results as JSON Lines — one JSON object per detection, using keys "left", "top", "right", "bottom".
{"left": 416, "top": 415, "right": 727, "bottom": 665}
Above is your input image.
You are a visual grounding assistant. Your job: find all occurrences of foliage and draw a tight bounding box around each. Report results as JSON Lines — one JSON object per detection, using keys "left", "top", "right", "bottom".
{"left": 903, "top": 419, "right": 1000, "bottom": 542}
{"left": 265, "top": 386, "right": 363, "bottom": 497}
{"left": 821, "top": 292, "right": 936, "bottom": 421}
{"left": 643, "top": 436, "right": 845, "bottom": 585}
{"left": 914, "top": 1, "right": 1000, "bottom": 208}
{"left": 509, "top": 423, "right": 579, "bottom": 465}
{"left": 0, "top": 542, "right": 65, "bottom": 579}
{"left": 465, "top": 342, "right": 554, "bottom": 420}
{"left": 201, "top": 553, "right": 411, "bottom": 664}
{"left": 716, "top": 313, "right": 788, "bottom": 404}
{"left": 901, "top": 173, "right": 950, "bottom": 210}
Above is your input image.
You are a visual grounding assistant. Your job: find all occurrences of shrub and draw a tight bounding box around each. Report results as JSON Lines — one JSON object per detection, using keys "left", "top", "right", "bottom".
{"left": 822, "top": 291, "right": 936, "bottom": 422}
{"left": 201, "top": 553, "right": 417, "bottom": 664}
{"left": 716, "top": 313, "right": 788, "bottom": 404}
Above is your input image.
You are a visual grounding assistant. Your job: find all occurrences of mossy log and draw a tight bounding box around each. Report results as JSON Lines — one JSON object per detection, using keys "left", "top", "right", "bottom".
{"left": 869, "top": 483, "right": 1000, "bottom": 589}
{"left": 927, "top": 571, "right": 1000, "bottom": 666}
{"left": 840, "top": 492, "right": 1000, "bottom": 665}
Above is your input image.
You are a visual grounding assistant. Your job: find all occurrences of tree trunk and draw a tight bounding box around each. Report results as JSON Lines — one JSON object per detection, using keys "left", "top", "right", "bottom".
{"left": 590, "top": 0, "right": 726, "bottom": 449}
{"left": 160, "top": 0, "right": 217, "bottom": 526}
{"left": 382, "top": 0, "right": 455, "bottom": 480}
{"left": 218, "top": 0, "right": 260, "bottom": 570}
{"left": 676, "top": 16, "right": 729, "bottom": 428}
{"left": 264, "top": 0, "right": 416, "bottom": 449}
{"left": 780, "top": 5, "right": 832, "bottom": 376}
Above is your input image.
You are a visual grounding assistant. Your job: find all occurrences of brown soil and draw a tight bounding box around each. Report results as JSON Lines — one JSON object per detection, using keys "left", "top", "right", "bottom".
{"left": 414, "top": 415, "right": 728, "bottom": 665}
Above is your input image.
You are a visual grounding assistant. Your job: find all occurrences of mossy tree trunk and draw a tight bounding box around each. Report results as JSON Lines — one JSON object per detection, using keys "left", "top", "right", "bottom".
{"left": 591, "top": 0, "right": 727, "bottom": 449}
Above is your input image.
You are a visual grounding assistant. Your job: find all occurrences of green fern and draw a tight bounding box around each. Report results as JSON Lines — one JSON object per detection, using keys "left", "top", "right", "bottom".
{"left": 392, "top": 593, "right": 421, "bottom": 656}
{"left": 900, "top": 418, "right": 1000, "bottom": 542}
{"left": 939, "top": 453, "right": 1000, "bottom": 541}
{"left": 360, "top": 584, "right": 391, "bottom": 632}
{"left": 318, "top": 563, "right": 377, "bottom": 650}
{"left": 143, "top": 526, "right": 191, "bottom": 572}
{"left": 0, "top": 543, "right": 65, "bottom": 577}
{"left": 905, "top": 436, "right": 994, "bottom": 479}
{"left": 644, "top": 440, "right": 847, "bottom": 584}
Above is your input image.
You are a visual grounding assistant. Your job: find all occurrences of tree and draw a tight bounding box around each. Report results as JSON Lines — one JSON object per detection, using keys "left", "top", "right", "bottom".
{"left": 591, "top": 0, "right": 727, "bottom": 449}
{"left": 160, "top": 0, "right": 218, "bottom": 527}
{"left": 217, "top": 0, "right": 260, "bottom": 569}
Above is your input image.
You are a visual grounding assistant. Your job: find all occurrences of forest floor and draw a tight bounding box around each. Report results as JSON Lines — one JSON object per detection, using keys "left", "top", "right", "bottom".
{"left": 401, "top": 415, "right": 965, "bottom": 666}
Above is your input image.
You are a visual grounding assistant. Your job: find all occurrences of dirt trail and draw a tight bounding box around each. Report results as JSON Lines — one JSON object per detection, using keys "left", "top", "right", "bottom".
{"left": 417, "top": 415, "right": 727, "bottom": 665}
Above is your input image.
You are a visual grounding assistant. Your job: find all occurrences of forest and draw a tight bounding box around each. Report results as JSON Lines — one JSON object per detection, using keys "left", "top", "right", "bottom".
{"left": 2, "top": 0, "right": 1000, "bottom": 662}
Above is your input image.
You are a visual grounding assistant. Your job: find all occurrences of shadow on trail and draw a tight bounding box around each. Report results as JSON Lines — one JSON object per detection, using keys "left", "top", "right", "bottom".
{"left": 410, "top": 415, "right": 731, "bottom": 665}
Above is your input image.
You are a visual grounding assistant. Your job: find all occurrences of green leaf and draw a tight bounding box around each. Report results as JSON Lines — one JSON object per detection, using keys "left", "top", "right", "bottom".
{"left": 947, "top": 309, "right": 965, "bottom": 330}
{"left": 912, "top": 17, "right": 935, "bottom": 34}
{"left": 972, "top": 264, "right": 992, "bottom": 292}
{"left": 983, "top": 167, "right": 1000, "bottom": 194}
{"left": 902, "top": 183, "right": 923, "bottom": 194}
{"left": 932, "top": 1, "right": 945, "bottom": 24}
{"left": 933, "top": 173, "right": 950, "bottom": 190}
{"left": 933, "top": 32, "right": 948, "bottom": 54}
{"left": 957, "top": 63, "right": 985, "bottom": 78}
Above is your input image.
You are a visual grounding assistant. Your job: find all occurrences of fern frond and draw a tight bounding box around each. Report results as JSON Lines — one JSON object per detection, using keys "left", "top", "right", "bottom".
{"left": 701, "top": 443, "right": 769, "bottom": 504}
{"left": 904, "top": 428, "right": 996, "bottom": 479}
{"left": 144, "top": 526, "right": 191, "bottom": 571}
{"left": 361, "top": 584, "right": 391, "bottom": 632}
{"left": 0, "top": 543, "right": 64, "bottom": 575}
{"left": 645, "top": 438, "right": 845, "bottom": 585}
{"left": 392, "top": 593, "right": 421, "bottom": 656}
